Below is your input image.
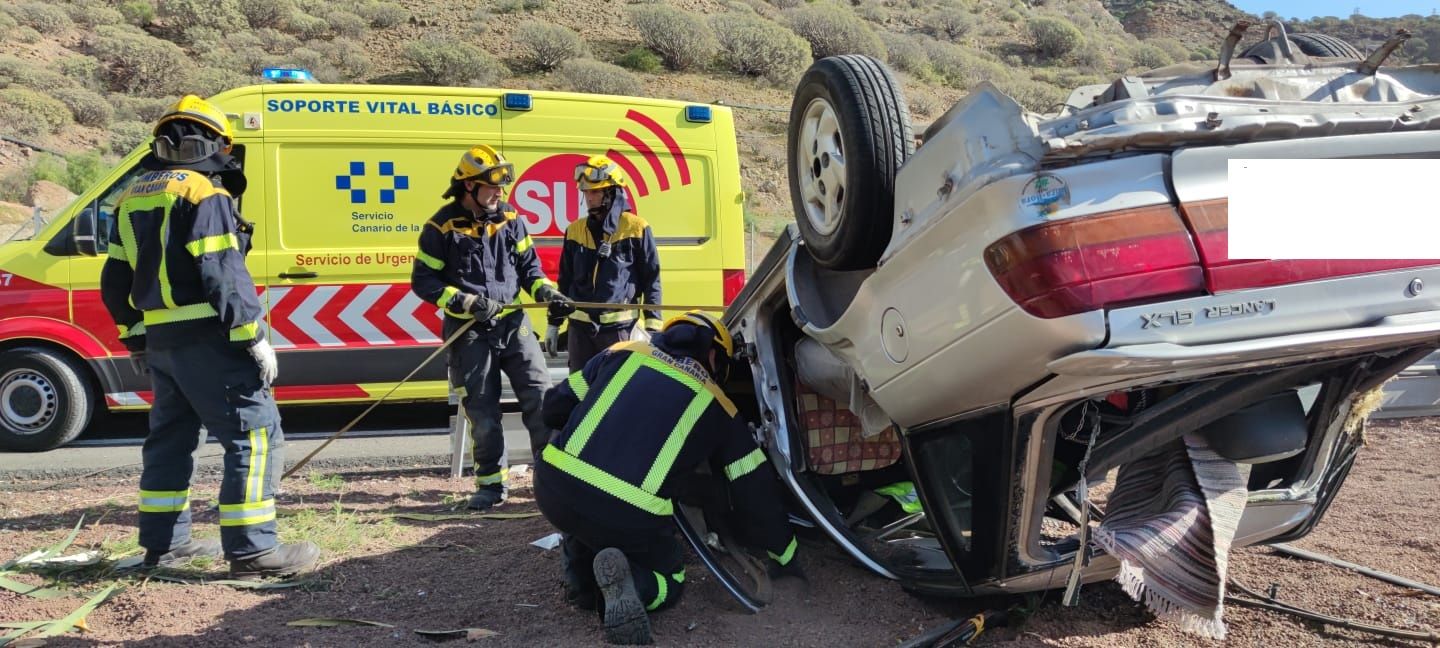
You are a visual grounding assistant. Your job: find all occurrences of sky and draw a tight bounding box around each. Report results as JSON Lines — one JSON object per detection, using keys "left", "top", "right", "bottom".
{"left": 1229, "top": 1, "right": 1434, "bottom": 18}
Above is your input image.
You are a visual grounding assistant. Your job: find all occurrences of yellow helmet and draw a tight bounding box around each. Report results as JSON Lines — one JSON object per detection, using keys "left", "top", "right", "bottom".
{"left": 662, "top": 310, "right": 735, "bottom": 362}
{"left": 574, "top": 155, "right": 628, "bottom": 192}
{"left": 452, "top": 144, "right": 514, "bottom": 186}
{"left": 154, "top": 95, "right": 233, "bottom": 143}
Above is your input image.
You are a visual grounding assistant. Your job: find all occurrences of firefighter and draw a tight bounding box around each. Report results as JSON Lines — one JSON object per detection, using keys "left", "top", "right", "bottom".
{"left": 546, "top": 155, "right": 663, "bottom": 373}
{"left": 535, "top": 311, "right": 800, "bottom": 645}
{"left": 412, "top": 144, "right": 573, "bottom": 511}
{"left": 99, "top": 95, "right": 319, "bottom": 579}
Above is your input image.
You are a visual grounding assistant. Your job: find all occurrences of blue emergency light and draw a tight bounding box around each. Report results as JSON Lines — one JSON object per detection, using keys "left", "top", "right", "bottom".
{"left": 262, "top": 67, "right": 316, "bottom": 84}
{"left": 685, "top": 105, "right": 712, "bottom": 123}
{"left": 504, "top": 93, "right": 533, "bottom": 111}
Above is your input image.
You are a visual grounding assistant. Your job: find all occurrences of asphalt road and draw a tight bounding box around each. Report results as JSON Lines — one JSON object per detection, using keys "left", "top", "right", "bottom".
{"left": 0, "top": 403, "right": 536, "bottom": 480}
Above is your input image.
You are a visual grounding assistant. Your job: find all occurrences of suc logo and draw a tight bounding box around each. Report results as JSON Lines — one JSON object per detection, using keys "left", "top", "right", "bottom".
{"left": 336, "top": 161, "right": 409, "bottom": 204}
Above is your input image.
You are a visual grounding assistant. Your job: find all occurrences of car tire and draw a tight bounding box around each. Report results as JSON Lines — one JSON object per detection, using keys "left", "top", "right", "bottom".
{"left": 787, "top": 55, "right": 914, "bottom": 271}
{"left": 0, "top": 347, "right": 95, "bottom": 451}
{"left": 1242, "top": 32, "right": 1364, "bottom": 61}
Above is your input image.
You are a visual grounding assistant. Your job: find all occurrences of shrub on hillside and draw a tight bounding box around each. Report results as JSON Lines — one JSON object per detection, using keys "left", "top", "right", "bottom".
{"left": 108, "top": 120, "right": 152, "bottom": 153}
{"left": 1072, "top": 42, "right": 1114, "bottom": 74}
{"left": 404, "top": 38, "right": 507, "bottom": 86}
{"left": 711, "top": 12, "right": 810, "bottom": 85}
{"left": 617, "top": 48, "right": 662, "bottom": 73}
{"left": 93, "top": 26, "right": 193, "bottom": 94}
{"left": 58, "top": 55, "right": 104, "bottom": 90}
{"left": 185, "top": 66, "right": 250, "bottom": 96}
{"left": 0, "top": 10, "right": 16, "bottom": 37}
{"left": 66, "top": 5, "right": 125, "bottom": 28}
{"left": 359, "top": 2, "right": 409, "bottom": 28}
{"left": 855, "top": 2, "right": 888, "bottom": 23}
{"left": 998, "top": 77, "right": 1066, "bottom": 113}
{"left": 183, "top": 26, "right": 227, "bottom": 49}
{"left": 1028, "top": 16, "right": 1082, "bottom": 60}
{"left": 494, "top": 0, "right": 523, "bottom": 14}
{"left": 523, "top": 0, "right": 549, "bottom": 9}
{"left": 923, "top": 39, "right": 1013, "bottom": 90}
{"left": 786, "top": 5, "right": 886, "bottom": 60}
{"left": 11, "top": 26, "right": 42, "bottom": 44}
{"left": 52, "top": 87, "right": 114, "bottom": 127}
{"left": 627, "top": 5, "right": 717, "bottom": 72}
{"left": 242, "top": 0, "right": 292, "bottom": 29}
{"left": 158, "top": 0, "right": 247, "bottom": 33}
{"left": 1150, "top": 38, "right": 1190, "bottom": 63}
{"left": 921, "top": 9, "right": 975, "bottom": 42}
{"left": 327, "top": 10, "right": 368, "bottom": 39}
{"left": 0, "top": 56, "right": 74, "bottom": 92}
{"left": 11, "top": 2, "right": 73, "bottom": 32}
{"left": 880, "top": 32, "right": 930, "bottom": 78}
{"left": 0, "top": 88, "right": 72, "bottom": 136}
{"left": 515, "top": 22, "right": 587, "bottom": 72}
{"left": 318, "top": 39, "right": 372, "bottom": 80}
{"left": 1131, "top": 43, "right": 1173, "bottom": 69}
{"left": 558, "top": 59, "right": 642, "bottom": 97}
{"left": 257, "top": 27, "right": 301, "bottom": 54}
{"left": 118, "top": 0, "right": 156, "bottom": 26}
{"left": 288, "top": 11, "right": 330, "bottom": 39}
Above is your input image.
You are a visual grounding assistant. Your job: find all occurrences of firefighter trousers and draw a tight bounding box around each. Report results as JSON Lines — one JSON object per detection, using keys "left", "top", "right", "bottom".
{"left": 535, "top": 464, "right": 686, "bottom": 613}
{"left": 565, "top": 323, "right": 636, "bottom": 374}
{"left": 446, "top": 312, "right": 551, "bottom": 493}
{"left": 138, "top": 333, "right": 281, "bottom": 560}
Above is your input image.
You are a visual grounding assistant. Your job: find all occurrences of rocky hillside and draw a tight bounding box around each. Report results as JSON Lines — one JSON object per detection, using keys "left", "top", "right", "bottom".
{"left": 1, "top": 0, "right": 1436, "bottom": 257}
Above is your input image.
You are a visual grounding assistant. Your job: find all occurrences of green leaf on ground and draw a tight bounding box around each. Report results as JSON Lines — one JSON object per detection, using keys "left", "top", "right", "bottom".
{"left": 33, "top": 582, "right": 119, "bottom": 638}
{"left": 0, "top": 575, "right": 68, "bottom": 600}
{"left": 287, "top": 617, "right": 395, "bottom": 628}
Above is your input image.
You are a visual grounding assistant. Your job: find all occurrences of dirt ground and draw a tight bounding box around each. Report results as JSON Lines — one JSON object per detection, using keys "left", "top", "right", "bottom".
{"left": 1, "top": 418, "right": 1437, "bottom": 647}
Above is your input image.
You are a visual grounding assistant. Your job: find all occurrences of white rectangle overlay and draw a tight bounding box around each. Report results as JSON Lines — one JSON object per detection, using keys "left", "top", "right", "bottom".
{"left": 1229, "top": 158, "right": 1440, "bottom": 260}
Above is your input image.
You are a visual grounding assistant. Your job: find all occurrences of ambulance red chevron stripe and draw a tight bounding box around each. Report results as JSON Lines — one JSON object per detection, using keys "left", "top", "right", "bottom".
{"left": 260, "top": 283, "right": 442, "bottom": 350}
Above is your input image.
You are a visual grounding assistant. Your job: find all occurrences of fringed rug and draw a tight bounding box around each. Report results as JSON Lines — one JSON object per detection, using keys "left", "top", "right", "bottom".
{"left": 1092, "top": 433, "right": 1251, "bottom": 639}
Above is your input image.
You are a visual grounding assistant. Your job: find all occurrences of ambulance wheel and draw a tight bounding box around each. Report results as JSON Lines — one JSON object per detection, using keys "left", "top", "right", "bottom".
{"left": 787, "top": 54, "right": 914, "bottom": 271}
{"left": 0, "top": 347, "right": 95, "bottom": 451}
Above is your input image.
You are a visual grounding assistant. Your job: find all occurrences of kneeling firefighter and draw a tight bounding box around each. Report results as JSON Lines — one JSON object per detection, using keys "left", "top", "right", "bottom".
{"left": 411, "top": 144, "right": 574, "bottom": 511}
{"left": 535, "top": 311, "right": 801, "bottom": 645}
{"left": 99, "top": 95, "right": 319, "bottom": 579}
{"left": 548, "top": 155, "right": 663, "bottom": 373}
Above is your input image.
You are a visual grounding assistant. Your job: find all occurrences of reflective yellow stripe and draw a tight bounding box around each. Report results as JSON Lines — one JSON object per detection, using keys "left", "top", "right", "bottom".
{"left": 184, "top": 233, "right": 238, "bottom": 256}
{"left": 475, "top": 467, "right": 508, "bottom": 487}
{"left": 643, "top": 318, "right": 664, "bottom": 330}
{"left": 219, "top": 499, "right": 276, "bottom": 527}
{"left": 530, "top": 278, "right": 556, "bottom": 295}
{"left": 567, "top": 371, "right": 588, "bottom": 400}
{"left": 107, "top": 241, "right": 129, "bottom": 263}
{"left": 673, "top": 568, "right": 685, "bottom": 583}
{"left": 117, "top": 322, "right": 147, "bottom": 339}
{"left": 138, "top": 489, "right": 190, "bottom": 513}
{"left": 438, "top": 285, "right": 460, "bottom": 308}
{"left": 769, "top": 536, "right": 798, "bottom": 566}
{"left": 244, "top": 427, "right": 269, "bottom": 503}
{"left": 142, "top": 302, "right": 219, "bottom": 325}
{"left": 724, "top": 448, "right": 767, "bottom": 481}
{"left": 564, "top": 354, "right": 644, "bottom": 455}
{"left": 542, "top": 445, "right": 672, "bottom": 516}
{"left": 417, "top": 249, "right": 444, "bottom": 271}
{"left": 515, "top": 235, "right": 534, "bottom": 254}
{"left": 229, "top": 321, "right": 259, "bottom": 342}
{"left": 117, "top": 203, "right": 142, "bottom": 272}
{"left": 641, "top": 390, "right": 712, "bottom": 493}
{"left": 648, "top": 572, "right": 668, "bottom": 611}
{"left": 569, "top": 309, "right": 638, "bottom": 325}
{"left": 158, "top": 202, "right": 176, "bottom": 309}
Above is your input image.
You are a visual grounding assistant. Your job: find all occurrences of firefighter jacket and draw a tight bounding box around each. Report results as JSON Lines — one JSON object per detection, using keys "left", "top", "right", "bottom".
{"left": 100, "top": 169, "right": 265, "bottom": 351}
{"left": 540, "top": 334, "right": 798, "bottom": 566}
{"left": 411, "top": 200, "right": 556, "bottom": 323}
{"left": 557, "top": 200, "right": 662, "bottom": 332}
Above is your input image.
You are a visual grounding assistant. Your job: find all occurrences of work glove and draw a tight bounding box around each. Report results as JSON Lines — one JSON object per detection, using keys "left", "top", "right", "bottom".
{"left": 536, "top": 285, "right": 576, "bottom": 316}
{"left": 547, "top": 300, "right": 574, "bottom": 324}
{"left": 545, "top": 324, "right": 562, "bottom": 358}
{"left": 248, "top": 338, "right": 278, "bottom": 385}
{"left": 455, "top": 293, "right": 504, "bottom": 320}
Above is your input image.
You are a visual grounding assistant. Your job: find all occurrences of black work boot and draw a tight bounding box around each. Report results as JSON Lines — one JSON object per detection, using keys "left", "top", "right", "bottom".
{"left": 228, "top": 541, "right": 320, "bottom": 581}
{"left": 142, "top": 538, "right": 222, "bottom": 568}
{"left": 593, "top": 547, "right": 652, "bottom": 645}
{"left": 467, "top": 488, "right": 507, "bottom": 511}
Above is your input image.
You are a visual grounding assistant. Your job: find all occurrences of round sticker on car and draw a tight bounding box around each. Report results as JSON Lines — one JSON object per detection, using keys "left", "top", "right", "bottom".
{"left": 1020, "top": 173, "right": 1070, "bottom": 217}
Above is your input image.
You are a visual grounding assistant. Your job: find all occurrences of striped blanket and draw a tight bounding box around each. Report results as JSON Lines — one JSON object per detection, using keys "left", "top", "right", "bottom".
{"left": 1092, "top": 433, "right": 1251, "bottom": 640}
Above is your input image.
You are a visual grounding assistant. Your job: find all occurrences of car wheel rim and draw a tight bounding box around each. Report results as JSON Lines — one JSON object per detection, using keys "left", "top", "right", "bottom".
{"left": 0, "top": 369, "right": 58, "bottom": 434}
{"left": 797, "top": 97, "right": 847, "bottom": 237}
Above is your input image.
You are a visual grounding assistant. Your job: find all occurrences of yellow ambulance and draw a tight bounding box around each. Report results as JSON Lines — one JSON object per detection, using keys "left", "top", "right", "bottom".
{"left": 0, "top": 70, "right": 748, "bottom": 450}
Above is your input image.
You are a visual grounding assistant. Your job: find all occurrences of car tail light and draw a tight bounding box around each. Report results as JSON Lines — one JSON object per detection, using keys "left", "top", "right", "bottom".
{"left": 984, "top": 205, "right": 1206, "bottom": 319}
{"left": 722, "top": 268, "right": 746, "bottom": 306}
{"left": 1181, "top": 199, "right": 1440, "bottom": 293}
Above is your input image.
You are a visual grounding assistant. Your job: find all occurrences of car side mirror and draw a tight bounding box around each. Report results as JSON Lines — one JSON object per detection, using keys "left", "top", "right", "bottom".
{"left": 73, "top": 206, "right": 98, "bottom": 257}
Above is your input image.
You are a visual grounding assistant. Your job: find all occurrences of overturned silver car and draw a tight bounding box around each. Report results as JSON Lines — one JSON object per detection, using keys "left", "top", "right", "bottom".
{"left": 689, "top": 21, "right": 1440, "bottom": 633}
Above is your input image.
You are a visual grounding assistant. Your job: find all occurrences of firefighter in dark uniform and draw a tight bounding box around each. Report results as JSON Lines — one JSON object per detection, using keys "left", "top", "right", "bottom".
{"left": 99, "top": 95, "right": 319, "bottom": 579}
{"left": 546, "top": 155, "right": 663, "bottom": 373}
{"left": 411, "top": 144, "right": 574, "bottom": 511}
{"left": 536, "top": 311, "right": 800, "bottom": 645}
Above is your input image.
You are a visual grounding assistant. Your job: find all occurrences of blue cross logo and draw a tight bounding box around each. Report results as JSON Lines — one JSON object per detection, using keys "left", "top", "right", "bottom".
{"left": 335, "top": 161, "right": 409, "bottom": 204}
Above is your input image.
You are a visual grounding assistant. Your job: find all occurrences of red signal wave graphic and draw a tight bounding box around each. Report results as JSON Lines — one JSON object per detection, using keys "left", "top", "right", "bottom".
{"left": 610, "top": 110, "right": 694, "bottom": 198}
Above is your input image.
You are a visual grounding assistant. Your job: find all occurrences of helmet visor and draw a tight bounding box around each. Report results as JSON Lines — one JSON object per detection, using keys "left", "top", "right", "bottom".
{"left": 153, "top": 133, "right": 223, "bottom": 164}
{"left": 574, "top": 162, "right": 617, "bottom": 185}
{"left": 462, "top": 162, "right": 515, "bottom": 186}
